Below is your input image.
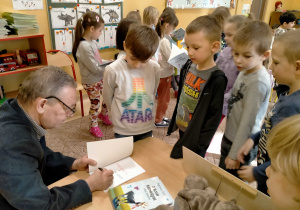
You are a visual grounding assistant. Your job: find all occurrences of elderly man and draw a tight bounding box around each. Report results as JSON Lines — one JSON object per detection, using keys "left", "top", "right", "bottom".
{"left": 0, "top": 66, "right": 113, "bottom": 209}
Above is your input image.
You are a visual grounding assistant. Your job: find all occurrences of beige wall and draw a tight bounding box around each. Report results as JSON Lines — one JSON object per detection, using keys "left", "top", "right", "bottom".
{"left": 2, "top": 0, "right": 296, "bottom": 92}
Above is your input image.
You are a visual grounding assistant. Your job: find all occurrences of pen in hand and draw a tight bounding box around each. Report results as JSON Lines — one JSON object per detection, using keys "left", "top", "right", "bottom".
{"left": 98, "top": 167, "right": 103, "bottom": 172}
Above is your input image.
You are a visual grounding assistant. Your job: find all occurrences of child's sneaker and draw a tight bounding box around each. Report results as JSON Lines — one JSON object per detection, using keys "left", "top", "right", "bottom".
{"left": 90, "top": 126, "right": 103, "bottom": 138}
{"left": 98, "top": 113, "right": 112, "bottom": 125}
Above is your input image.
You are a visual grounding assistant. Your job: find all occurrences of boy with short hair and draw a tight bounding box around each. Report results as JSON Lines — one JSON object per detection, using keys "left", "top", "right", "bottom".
{"left": 237, "top": 29, "right": 300, "bottom": 195}
{"left": 167, "top": 15, "right": 227, "bottom": 159}
{"left": 103, "top": 25, "right": 160, "bottom": 142}
{"left": 275, "top": 11, "right": 296, "bottom": 38}
{"left": 266, "top": 114, "right": 300, "bottom": 210}
{"left": 218, "top": 21, "right": 272, "bottom": 176}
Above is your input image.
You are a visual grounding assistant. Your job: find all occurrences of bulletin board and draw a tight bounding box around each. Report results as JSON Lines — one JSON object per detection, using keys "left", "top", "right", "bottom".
{"left": 166, "top": 0, "right": 236, "bottom": 9}
{"left": 46, "top": 0, "right": 123, "bottom": 54}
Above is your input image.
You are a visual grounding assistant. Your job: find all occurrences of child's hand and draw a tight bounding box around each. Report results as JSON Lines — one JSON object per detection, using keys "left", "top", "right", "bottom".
{"left": 237, "top": 166, "right": 255, "bottom": 182}
{"left": 225, "top": 156, "right": 240, "bottom": 169}
{"left": 237, "top": 138, "right": 254, "bottom": 164}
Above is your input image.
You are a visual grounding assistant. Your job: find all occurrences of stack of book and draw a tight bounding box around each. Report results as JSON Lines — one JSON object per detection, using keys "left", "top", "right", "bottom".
{"left": 2, "top": 12, "right": 39, "bottom": 35}
{"left": 0, "top": 18, "right": 9, "bottom": 37}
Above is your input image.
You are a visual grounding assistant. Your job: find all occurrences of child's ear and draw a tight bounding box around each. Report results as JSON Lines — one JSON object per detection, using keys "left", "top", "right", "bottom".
{"left": 295, "top": 60, "right": 300, "bottom": 73}
{"left": 90, "top": 26, "right": 95, "bottom": 32}
{"left": 211, "top": 41, "right": 220, "bottom": 54}
{"left": 262, "top": 50, "right": 270, "bottom": 61}
{"left": 123, "top": 41, "right": 127, "bottom": 51}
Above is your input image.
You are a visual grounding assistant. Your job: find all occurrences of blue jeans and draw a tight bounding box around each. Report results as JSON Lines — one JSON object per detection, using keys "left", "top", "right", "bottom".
{"left": 219, "top": 135, "right": 258, "bottom": 179}
{"left": 114, "top": 131, "right": 153, "bottom": 142}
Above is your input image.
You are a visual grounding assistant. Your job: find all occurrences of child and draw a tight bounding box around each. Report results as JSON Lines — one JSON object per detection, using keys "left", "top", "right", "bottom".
{"left": 266, "top": 115, "right": 300, "bottom": 210}
{"left": 116, "top": 18, "right": 138, "bottom": 60}
{"left": 103, "top": 25, "right": 160, "bottom": 142}
{"left": 126, "top": 10, "right": 141, "bottom": 23}
{"left": 143, "top": 6, "right": 159, "bottom": 29}
{"left": 218, "top": 21, "right": 272, "bottom": 177}
{"left": 72, "top": 11, "right": 112, "bottom": 138}
{"left": 167, "top": 15, "right": 227, "bottom": 159}
{"left": 210, "top": 6, "right": 231, "bottom": 58}
{"left": 273, "top": 12, "right": 296, "bottom": 97}
{"left": 237, "top": 29, "right": 300, "bottom": 195}
{"left": 216, "top": 14, "right": 253, "bottom": 121}
{"left": 154, "top": 10, "right": 179, "bottom": 127}
{"left": 274, "top": 11, "right": 296, "bottom": 38}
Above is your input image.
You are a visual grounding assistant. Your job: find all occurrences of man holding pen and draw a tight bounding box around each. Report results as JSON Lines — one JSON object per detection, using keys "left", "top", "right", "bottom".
{"left": 0, "top": 66, "right": 113, "bottom": 209}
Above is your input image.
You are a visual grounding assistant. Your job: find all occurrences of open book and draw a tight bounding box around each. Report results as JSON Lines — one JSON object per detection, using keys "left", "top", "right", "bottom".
{"left": 108, "top": 176, "right": 174, "bottom": 210}
{"left": 171, "top": 27, "right": 185, "bottom": 42}
{"left": 87, "top": 137, "right": 145, "bottom": 190}
{"left": 168, "top": 43, "right": 190, "bottom": 70}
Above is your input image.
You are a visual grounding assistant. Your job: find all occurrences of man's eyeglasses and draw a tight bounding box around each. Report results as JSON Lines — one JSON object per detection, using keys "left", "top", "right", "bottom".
{"left": 45, "top": 96, "right": 76, "bottom": 115}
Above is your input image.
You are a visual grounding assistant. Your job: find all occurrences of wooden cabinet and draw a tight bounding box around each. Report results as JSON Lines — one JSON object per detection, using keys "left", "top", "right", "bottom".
{"left": 0, "top": 34, "right": 47, "bottom": 98}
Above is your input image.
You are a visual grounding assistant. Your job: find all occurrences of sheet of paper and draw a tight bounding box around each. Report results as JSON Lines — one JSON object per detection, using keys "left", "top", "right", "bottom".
{"left": 104, "top": 25, "right": 117, "bottom": 48}
{"left": 87, "top": 136, "right": 133, "bottom": 173}
{"left": 50, "top": 8, "right": 77, "bottom": 29}
{"left": 79, "top": 0, "right": 102, "bottom": 3}
{"left": 104, "top": 0, "right": 123, "bottom": 3}
{"left": 54, "top": 29, "right": 73, "bottom": 54}
{"left": 101, "top": 5, "right": 121, "bottom": 24}
{"left": 77, "top": 4, "right": 100, "bottom": 20}
{"left": 12, "top": 0, "right": 43, "bottom": 10}
{"left": 171, "top": 27, "right": 185, "bottom": 42}
{"left": 168, "top": 43, "right": 189, "bottom": 69}
{"left": 96, "top": 32, "right": 105, "bottom": 49}
{"left": 103, "top": 157, "right": 145, "bottom": 191}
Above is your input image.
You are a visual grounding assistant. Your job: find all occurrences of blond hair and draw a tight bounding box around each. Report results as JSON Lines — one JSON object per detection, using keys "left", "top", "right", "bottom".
{"left": 233, "top": 20, "right": 272, "bottom": 55}
{"left": 211, "top": 6, "right": 231, "bottom": 29}
{"left": 143, "top": 6, "right": 159, "bottom": 26}
{"left": 273, "top": 29, "right": 300, "bottom": 64}
{"left": 267, "top": 114, "right": 300, "bottom": 186}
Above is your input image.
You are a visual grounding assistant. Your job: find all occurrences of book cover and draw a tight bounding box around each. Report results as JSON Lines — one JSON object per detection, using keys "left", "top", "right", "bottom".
{"left": 108, "top": 177, "right": 174, "bottom": 210}
{"left": 168, "top": 43, "right": 189, "bottom": 70}
{"left": 171, "top": 27, "right": 185, "bottom": 42}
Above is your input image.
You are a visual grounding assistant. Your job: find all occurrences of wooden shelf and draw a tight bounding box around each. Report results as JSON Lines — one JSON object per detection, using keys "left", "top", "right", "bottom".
{"left": 0, "top": 34, "right": 44, "bottom": 41}
{"left": 0, "top": 65, "right": 46, "bottom": 76}
{"left": 5, "top": 90, "right": 18, "bottom": 99}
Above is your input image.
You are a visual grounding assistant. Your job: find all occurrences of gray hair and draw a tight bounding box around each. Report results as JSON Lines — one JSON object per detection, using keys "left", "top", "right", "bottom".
{"left": 17, "top": 66, "right": 77, "bottom": 105}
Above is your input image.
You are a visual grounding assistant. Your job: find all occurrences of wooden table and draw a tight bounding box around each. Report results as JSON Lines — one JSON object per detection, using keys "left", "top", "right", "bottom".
{"left": 48, "top": 137, "right": 187, "bottom": 209}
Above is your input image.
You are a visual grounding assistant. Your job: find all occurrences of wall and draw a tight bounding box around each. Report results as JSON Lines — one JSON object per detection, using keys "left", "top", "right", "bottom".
{"left": 292, "top": 0, "right": 300, "bottom": 10}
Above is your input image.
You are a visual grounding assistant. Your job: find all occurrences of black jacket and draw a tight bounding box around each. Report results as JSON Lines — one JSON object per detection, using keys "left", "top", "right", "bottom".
{"left": 167, "top": 60, "right": 227, "bottom": 159}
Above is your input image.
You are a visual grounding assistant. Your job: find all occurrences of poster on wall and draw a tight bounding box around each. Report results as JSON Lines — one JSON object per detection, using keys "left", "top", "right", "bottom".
{"left": 242, "top": 4, "right": 251, "bottom": 14}
{"left": 104, "top": 25, "right": 116, "bottom": 48}
{"left": 101, "top": 5, "right": 121, "bottom": 24}
{"left": 77, "top": 4, "right": 100, "bottom": 19}
{"left": 167, "top": 0, "right": 235, "bottom": 9}
{"left": 50, "top": 8, "right": 77, "bottom": 28}
{"left": 96, "top": 32, "right": 105, "bottom": 49}
{"left": 51, "top": 0, "right": 78, "bottom": 3}
{"left": 79, "top": 0, "right": 102, "bottom": 3}
{"left": 103, "top": 0, "right": 123, "bottom": 3}
{"left": 54, "top": 29, "right": 73, "bottom": 54}
{"left": 12, "top": 0, "right": 44, "bottom": 10}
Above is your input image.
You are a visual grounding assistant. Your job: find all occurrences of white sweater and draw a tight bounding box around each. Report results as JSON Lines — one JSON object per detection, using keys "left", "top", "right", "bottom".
{"left": 103, "top": 58, "right": 160, "bottom": 135}
{"left": 158, "top": 37, "right": 174, "bottom": 78}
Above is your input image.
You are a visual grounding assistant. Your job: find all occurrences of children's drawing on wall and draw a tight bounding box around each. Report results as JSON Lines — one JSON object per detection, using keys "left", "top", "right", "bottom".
{"left": 242, "top": 4, "right": 251, "bottom": 14}
{"left": 167, "top": 0, "right": 235, "bottom": 9}
{"left": 103, "top": 0, "right": 123, "bottom": 3}
{"left": 12, "top": 0, "right": 43, "bottom": 10}
{"left": 54, "top": 29, "right": 73, "bottom": 54}
{"left": 50, "top": 8, "right": 77, "bottom": 28}
{"left": 79, "top": 0, "right": 102, "bottom": 3}
{"left": 77, "top": 4, "right": 100, "bottom": 20}
{"left": 51, "top": 0, "right": 77, "bottom": 3}
{"left": 101, "top": 5, "right": 121, "bottom": 24}
{"left": 96, "top": 31, "right": 105, "bottom": 50}
{"left": 104, "top": 25, "right": 116, "bottom": 48}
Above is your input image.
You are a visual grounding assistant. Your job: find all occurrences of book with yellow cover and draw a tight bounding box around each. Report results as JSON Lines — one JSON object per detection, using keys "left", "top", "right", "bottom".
{"left": 108, "top": 177, "right": 174, "bottom": 210}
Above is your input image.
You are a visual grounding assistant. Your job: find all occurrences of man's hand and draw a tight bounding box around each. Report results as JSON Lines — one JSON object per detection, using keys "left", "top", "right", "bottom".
{"left": 85, "top": 168, "right": 114, "bottom": 192}
{"left": 225, "top": 156, "right": 240, "bottom": 169}
{"left": 238, "top": 166, "right": 255, "bottom": 182}
{"left": 71, "top": 156, "right": 97, "bottom": 171}
{"left": 237, "top": 138, "right": 254, "bottom": 164}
